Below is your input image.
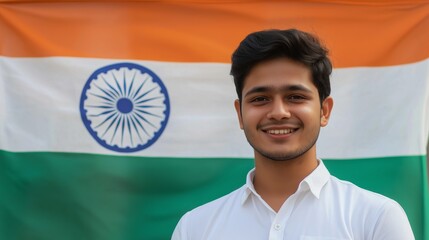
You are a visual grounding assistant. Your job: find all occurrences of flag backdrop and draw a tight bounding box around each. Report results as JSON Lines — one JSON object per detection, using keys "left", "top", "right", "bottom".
{"left": 1, "top": 0, "right": 428, "bottom": 239}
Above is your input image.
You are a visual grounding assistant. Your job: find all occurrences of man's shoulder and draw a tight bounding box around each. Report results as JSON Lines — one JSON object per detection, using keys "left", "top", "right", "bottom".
{"left": 172, "top": 186, "right": 246, "bottom": 239}
{"left": 186, "top": 185, "right": 245, "bottom": 220}
{"left": 327, "top": 175, "right": 403, "bottom": 213}
{"left": 325, "top": 175, "right": 414, "bottom": 239}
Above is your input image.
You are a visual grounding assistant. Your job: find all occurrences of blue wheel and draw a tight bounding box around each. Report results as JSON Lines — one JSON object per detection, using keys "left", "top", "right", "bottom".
{"left": 80, "top": 62, "right": 170, "bottom": 152}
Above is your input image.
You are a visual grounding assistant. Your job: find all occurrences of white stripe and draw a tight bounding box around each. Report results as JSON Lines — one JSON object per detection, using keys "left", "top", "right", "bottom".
{"left": 319, "top": 62, "right": 429, "bottom": 159}
{"left": 0, "top": 57, "right": 428, "bottom": 158}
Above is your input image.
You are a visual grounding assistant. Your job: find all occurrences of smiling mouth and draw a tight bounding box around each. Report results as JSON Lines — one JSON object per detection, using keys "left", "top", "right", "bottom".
{"left": 265, "top": 128, "right": 298, "bottom": 135}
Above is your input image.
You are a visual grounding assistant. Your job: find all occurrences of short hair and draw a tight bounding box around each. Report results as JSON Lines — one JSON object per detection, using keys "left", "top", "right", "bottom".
{"left": 230, "top": 29, "right": 332, "bottom": 104}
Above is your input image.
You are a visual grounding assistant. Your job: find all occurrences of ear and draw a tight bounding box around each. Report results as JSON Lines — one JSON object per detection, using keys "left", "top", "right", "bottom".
{"left": 234, "top": 99, "right": 244, "bottom": 129}
{"left": 320, "top": 96, "right": 334, "bottom": 127}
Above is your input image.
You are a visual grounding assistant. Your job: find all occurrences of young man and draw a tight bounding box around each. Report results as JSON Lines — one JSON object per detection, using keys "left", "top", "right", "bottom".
{"left": 172, "top": 29, "right": 414, "bottom": 239}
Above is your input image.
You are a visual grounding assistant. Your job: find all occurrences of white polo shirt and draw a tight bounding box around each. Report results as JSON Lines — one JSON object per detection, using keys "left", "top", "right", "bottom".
{"left": 172, "top": 160, "right": 414, "bottom": 240}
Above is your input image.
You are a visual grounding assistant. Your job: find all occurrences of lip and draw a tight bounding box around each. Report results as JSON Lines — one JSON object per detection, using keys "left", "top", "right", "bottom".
{"left": 260, "top": 124, "right": 300, "bottom": 131}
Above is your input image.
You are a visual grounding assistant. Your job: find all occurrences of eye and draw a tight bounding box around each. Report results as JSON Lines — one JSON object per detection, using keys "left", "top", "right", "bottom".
{"left": 288, "top": 95, "right": 306, "bottom": 102}
{"left": 253, "top": 96, "right": 268, "bottom": 102}
{"left": 250, "top": 96, "right": 270, "bottom": 104}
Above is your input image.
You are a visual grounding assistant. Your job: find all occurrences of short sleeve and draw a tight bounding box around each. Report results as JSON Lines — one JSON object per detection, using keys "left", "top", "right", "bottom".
{"left": 372, "top": 200, "right": 415, "bottom": 240}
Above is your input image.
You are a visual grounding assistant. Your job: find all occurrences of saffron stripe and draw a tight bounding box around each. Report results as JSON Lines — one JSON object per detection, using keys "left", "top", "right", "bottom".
{"left": 1, "top": 1, "right": 429, "bottom": 66}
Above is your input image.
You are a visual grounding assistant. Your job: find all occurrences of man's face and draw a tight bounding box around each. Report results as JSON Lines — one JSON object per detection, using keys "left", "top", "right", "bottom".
{"left": 234, "top": 58, "right": 333, "bottom": 161}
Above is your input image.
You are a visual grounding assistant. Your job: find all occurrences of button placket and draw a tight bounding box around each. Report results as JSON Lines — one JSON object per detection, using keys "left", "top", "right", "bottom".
{"left": 269, "top": 194, "right": 298, "bottom": 240}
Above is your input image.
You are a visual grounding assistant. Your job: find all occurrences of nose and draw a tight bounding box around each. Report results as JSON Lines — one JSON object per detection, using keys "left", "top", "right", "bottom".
{"left": 266, "top": 97, "right": 291, "bottom": 120}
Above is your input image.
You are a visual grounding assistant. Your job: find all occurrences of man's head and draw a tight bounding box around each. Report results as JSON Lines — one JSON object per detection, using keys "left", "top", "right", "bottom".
{"left": 231, "top": 29, "right": 334, "bottom": 162}
{"left": 231, "top": 29, "right": 332, "bottom": 104}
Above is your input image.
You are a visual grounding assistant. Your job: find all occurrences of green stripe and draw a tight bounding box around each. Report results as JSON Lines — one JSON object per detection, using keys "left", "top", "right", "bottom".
{"left": 0, "top": 150, "right": 427, "bottom": 240}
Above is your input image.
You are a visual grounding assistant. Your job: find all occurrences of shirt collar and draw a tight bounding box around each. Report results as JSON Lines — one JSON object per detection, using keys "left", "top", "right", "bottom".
{"left": 300, "top": 159, "right": 330, "bottom": 199}
{"left": 241, "top": 169, "right": 257, "bottom": 204}
{"left": 241, "top": 159, "right": 331, "bottom": 205}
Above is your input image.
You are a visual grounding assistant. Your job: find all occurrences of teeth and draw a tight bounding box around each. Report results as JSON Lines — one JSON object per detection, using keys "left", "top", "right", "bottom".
{"left": 267, "top": 129, "right": 295, "bottom": 135}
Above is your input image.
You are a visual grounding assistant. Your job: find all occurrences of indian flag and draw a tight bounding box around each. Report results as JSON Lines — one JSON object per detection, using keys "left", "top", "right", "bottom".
{"left": 0, "top": 1, "right": 428, "bottom": 239}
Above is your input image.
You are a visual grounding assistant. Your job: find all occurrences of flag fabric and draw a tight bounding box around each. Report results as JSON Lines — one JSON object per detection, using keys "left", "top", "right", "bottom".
{"left": 0, "top": 1, "right": 428, "bottom": 239}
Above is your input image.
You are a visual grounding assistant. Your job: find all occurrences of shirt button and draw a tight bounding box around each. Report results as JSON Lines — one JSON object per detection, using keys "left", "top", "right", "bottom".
{"left": 274, "top": 224, "right": 281, "bottom": 230}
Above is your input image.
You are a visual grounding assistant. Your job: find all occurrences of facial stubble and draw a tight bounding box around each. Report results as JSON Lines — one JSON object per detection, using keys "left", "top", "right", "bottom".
{"left": 244, "top": 125, "right": 321, "bottom": 162}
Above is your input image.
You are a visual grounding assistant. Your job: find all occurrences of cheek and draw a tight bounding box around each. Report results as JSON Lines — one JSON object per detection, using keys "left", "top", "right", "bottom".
{"left": 294, "top": 105, "right": 321, "bottom": 123}
{"left": 241, "top": 112, "right": 254, "bottom": 126}
{"left": 241, "top": 108, "right": 262, "bottom": 126}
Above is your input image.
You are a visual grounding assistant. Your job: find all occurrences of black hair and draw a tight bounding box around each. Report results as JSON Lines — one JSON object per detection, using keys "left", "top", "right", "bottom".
{"left": 230, "top": 29, "right": 332, "bottom": 104}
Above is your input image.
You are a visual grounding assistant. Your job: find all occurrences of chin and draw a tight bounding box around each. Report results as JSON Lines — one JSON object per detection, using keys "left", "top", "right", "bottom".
{"left": 259, "top": 151, "right": 300, "bottom": 162}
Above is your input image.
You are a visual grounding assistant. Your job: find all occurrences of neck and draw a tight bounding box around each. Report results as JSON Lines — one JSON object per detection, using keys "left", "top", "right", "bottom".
{"left": 253, "top": 148, "right": 318, "bottom": 212}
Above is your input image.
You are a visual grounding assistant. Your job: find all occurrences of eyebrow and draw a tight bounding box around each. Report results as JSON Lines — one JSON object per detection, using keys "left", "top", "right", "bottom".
{"left": 244, "top": 84, "right": 313, "bottom": 98}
